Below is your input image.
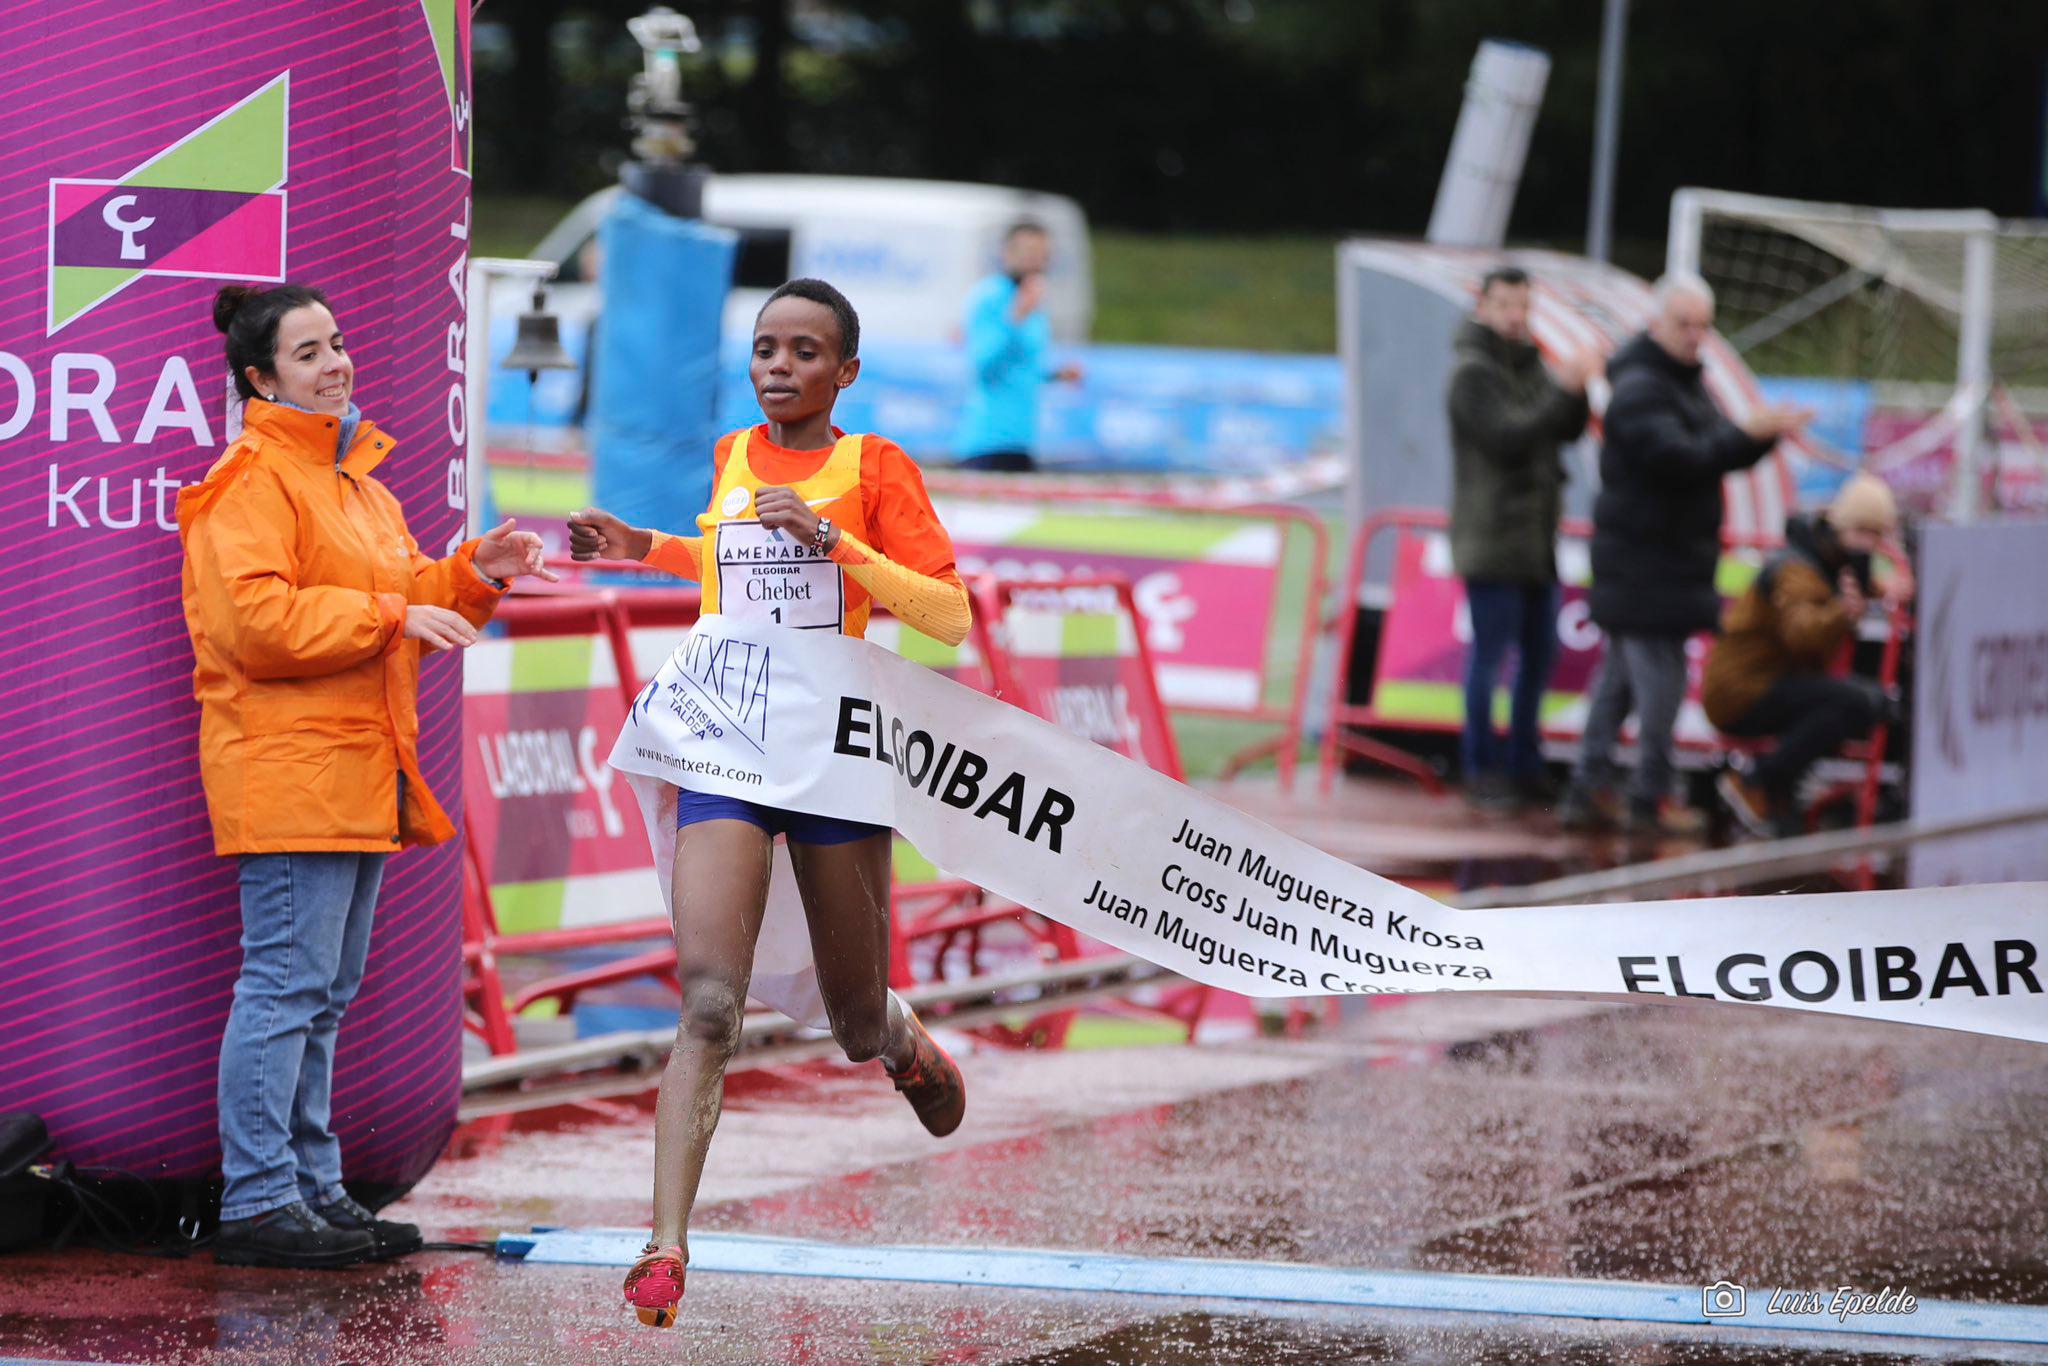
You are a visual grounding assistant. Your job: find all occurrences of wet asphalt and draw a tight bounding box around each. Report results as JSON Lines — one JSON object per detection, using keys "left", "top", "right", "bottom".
{"left": 4, "top": 988, "right": 2046, "bottom": 1364}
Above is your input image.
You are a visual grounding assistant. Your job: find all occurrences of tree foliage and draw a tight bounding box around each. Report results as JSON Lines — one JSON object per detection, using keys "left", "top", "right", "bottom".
{"left": 475, "top": 1, "right": 2048, "bottom": 247}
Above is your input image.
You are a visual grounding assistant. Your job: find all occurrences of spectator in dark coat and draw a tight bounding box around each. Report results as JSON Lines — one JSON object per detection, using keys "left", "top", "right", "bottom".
{"left": 1559, "top": 274, "right": 1810, "bottom": 835}
{"left": 1446, "top": 266, "right": 1597, "bottom": 809}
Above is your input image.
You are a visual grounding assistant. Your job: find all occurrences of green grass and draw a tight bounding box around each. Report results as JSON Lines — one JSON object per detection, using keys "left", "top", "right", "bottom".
{"left": 472, "top": 197, "right": 1340, "bottom": 354}
{"left": 473, "top": 195, "right": 580, "bottom": 259}
{"left": 1091, "top": 231, "right": 1339, "bottom": 354}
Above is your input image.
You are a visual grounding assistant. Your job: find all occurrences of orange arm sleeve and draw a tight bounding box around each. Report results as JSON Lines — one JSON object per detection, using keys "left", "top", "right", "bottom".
{"left": 829, "top": 531, "right": 972, "bottom": 645}
{"left": 841, "top": 439, "right": 972, "bottom": 645}
{"left": 641, "top": 530, "right": 704, "bottom": 582}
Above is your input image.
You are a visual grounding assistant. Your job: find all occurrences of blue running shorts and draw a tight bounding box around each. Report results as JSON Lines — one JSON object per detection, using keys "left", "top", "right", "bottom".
{"left": 674, "top": 788, "right": 888, "bottom": 846}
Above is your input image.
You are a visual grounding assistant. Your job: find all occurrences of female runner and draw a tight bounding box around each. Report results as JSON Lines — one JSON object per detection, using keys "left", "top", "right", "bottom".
{"left": 568, "top": 278, "right": 972, "bottom": 1327}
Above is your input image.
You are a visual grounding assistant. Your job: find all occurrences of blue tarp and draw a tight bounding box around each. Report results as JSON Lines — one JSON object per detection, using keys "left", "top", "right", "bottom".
{"left": 586, "top": 194, "right": 735, "bottom": 532}
{"left": 710, "top": 338, "right": 1344, "bottom": 473}
{"left": 493, "top": 323, "right": 1342, "bottom": 473}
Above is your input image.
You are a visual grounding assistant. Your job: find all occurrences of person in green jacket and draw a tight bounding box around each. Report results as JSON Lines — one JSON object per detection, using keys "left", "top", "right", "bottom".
{"left": 1446, "top": 266, "right": 1597, "bottom": 810}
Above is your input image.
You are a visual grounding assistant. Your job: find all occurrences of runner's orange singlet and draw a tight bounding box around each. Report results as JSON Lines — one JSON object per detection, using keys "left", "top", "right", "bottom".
{"left": 696, "top": 428, "right": 866, "bottom": 633}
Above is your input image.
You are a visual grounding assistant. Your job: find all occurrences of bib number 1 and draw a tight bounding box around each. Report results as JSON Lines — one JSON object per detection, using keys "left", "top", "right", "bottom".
{"left": 714, "top": 520, "right": 844, "bottom": 631}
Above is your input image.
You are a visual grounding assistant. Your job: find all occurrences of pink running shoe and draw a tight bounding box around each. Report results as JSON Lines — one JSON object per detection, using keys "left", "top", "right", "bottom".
{"left": 886, "top": 1014, "right": 966, "bottom": 1138}
{"left": 623, "top": 1242, "right": 685, "bottom": 1327}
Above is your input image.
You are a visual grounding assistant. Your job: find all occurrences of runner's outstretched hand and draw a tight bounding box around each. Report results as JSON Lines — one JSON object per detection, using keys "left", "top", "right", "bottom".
{"left": 568, "top": 507, "right": 652, "bottom": 562}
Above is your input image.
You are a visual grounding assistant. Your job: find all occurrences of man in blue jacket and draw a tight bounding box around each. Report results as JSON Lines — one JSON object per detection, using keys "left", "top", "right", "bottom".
{"left": 955, "top": 221, "right": 1080, "bottom": 471}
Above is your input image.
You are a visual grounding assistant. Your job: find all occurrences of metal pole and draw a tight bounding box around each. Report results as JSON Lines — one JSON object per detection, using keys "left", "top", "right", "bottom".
{"left": 463, "top": 256, "right": 564, "bottom": 540}
{"left": 1586, "top": 0, "right": 1628, "bottom": 262}
{"left": 1949, "top": 223, "right": 1996, "bottom": 521}
{"left": 1666, "top": 187, "right": 1703, "bottom": 278}
{"left": 464, "top": 262, "right": 491, "bottom": 541}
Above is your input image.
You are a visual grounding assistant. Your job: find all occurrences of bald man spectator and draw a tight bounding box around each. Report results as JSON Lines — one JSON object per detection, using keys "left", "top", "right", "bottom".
{"left": 1559, "top": 275, "right": 1811, "bottom": 836}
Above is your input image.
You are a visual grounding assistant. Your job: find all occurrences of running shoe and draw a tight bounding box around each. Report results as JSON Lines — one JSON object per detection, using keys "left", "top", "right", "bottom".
{"left": 624, "top": 1242, "right": 686, "bottom": 1327}
{"left": 886, "top": 1014, "right": 966, "bottom": 1138}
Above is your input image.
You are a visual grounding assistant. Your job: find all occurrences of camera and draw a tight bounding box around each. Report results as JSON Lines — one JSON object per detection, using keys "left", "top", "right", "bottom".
{"left": 1702, "top": 1280, "right": 1746, "bottom": 1317}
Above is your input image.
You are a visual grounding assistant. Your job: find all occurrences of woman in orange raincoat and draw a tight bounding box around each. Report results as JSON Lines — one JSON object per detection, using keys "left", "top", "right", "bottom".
{"left": 178, "top": 283, "right": 555, "bottom": 1269}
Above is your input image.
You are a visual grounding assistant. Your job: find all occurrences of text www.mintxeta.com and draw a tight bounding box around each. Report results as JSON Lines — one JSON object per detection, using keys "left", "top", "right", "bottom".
{"left": 635, "top": 749, "right": 765, "bottom": 786}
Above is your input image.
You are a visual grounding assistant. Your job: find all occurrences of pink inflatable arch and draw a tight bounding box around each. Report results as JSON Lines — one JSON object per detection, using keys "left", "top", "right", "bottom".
{"left": 0, "top": 1, "right": 477, "bottom": 1200}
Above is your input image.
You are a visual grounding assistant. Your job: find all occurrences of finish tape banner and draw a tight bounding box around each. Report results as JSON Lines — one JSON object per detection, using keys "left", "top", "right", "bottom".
{"left": 613, "top": 617, "right": 2048, "bottom": 1043}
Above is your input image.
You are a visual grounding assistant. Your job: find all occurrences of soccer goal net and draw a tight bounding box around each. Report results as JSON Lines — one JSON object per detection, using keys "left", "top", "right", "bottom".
{"left": 1669, "top": 187, "right": 2048, "bottom": 517}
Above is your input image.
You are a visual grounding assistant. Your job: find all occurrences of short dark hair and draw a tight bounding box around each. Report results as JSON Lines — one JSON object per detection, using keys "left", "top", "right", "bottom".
{"left": 757, "top": 277, "right": 860, "bottom": 360}
{"left": 1479, "top": 265, "right": 1530, "bottom": 295}
{"left": 214, "top": 283, "right": 333, "bottom": 400}
{"left": 1004, "top": 219, "right": 1049, "bottom": 244}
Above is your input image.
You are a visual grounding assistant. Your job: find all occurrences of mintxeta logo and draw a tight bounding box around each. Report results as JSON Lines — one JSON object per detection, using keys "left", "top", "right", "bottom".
{"left": 46, "top": 73, "right": 289, "bottom": 334}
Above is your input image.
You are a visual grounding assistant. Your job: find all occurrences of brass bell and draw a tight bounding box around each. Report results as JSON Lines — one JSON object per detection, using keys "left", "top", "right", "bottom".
{"left": 501, "top": 284, "right": 577, "bottom": 377}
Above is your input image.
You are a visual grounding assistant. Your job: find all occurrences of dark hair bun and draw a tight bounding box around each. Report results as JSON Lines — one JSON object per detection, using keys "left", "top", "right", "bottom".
{"left": 213, "top": 284, "right": 266, "bottom": 335}
{"left": 214, "top": 281, "right": 333, "bottom": 400}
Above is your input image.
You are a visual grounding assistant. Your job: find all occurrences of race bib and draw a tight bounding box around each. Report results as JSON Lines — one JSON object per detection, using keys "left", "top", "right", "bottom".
{"left": 714, "top": 520, "right": 843, "bottom": 631}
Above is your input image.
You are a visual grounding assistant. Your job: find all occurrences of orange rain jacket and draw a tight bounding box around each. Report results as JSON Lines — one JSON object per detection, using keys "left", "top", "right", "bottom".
{"left": 177, "top": 401, "right": 505, "bottom": 855}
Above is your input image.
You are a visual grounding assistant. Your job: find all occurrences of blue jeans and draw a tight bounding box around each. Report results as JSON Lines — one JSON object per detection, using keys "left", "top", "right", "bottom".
{"left": 1461, "top": 580, "right": 1560, "bottom": 781}
{"left": 218, "top": 852, "right": 386, "bottom": 1222}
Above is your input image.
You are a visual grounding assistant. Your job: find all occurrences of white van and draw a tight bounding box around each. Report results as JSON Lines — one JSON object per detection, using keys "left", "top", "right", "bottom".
{"left": 519, "top": 174, "right": 1093, "bottom": 345}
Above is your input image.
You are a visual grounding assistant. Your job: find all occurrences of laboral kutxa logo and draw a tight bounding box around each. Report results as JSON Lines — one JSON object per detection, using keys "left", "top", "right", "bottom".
{"left": 421, "top": 0, "right": 472, "bottom": 176}
{"left": 46, "top": 73, "right": 289, "bottom": 334}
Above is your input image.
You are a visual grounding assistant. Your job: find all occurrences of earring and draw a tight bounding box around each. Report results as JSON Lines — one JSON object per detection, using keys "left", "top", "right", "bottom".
{"left": 267, "top": 392, "right": 277, "bottom": 401}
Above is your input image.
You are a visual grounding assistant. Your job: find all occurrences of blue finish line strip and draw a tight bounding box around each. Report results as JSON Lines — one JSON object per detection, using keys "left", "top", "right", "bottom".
{"left": 498, "top": 1228, "right": 2048, "bottom": 1346}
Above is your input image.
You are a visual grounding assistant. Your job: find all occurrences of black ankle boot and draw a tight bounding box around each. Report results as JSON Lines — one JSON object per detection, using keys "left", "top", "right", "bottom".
{"left": 215, "top": 1200, "right": 375, "bottom": 1269}
{"left": 317, "top": 1193, "right": 424, "bottom": 1260}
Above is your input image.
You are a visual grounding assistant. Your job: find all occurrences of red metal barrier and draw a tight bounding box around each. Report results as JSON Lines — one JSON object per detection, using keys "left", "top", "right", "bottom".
{"left": 462, "top": 568, "right": 1212, "bottom": 1053}
{"left": 949, "top": 574, "right": 1213, "bottom": 1041}
{"left": 977, "top": 576, "right": 1186, "bottom": 781}
{"left": 917, "top": 483, "right": 1328, "bottom": 788}
{"left": 459, "top": 590, "right": 672, "bottom": 1055}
